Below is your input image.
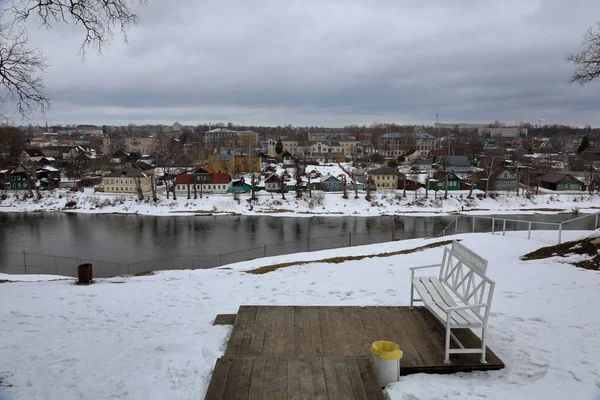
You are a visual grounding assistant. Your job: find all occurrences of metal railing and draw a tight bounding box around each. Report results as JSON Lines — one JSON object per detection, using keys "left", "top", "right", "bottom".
{"left": 0, "top": 230, "right": 398, "bottom": 278}
{"left": 437, "top": 211, "right": 600, "bottom": 244}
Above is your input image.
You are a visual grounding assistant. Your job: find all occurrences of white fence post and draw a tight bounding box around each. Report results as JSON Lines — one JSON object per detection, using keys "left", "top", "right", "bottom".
{"left": 502, "top": 220, "right": 506, "bottom": 236}
{"left": 472, "top": 217, "right": 476, "bottom": 232}
{"left": 454, "top": 217, "right": 458, "bottom": 234}
{"left": 528, "top": 222, "right": 532, "bottom": 239}
{"left": 558, "top": 223, "right": 563, "bottom": 244}
{"left": 491, "top": 218, "right": 495, "bottom": 234}
{"left": 596, "top": 213, "right": 598, "bottom": 230}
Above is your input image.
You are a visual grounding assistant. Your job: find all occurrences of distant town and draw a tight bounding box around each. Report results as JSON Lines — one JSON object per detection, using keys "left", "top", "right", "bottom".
{"left": 0, "top": 121, "right": 598, "bottom": 205}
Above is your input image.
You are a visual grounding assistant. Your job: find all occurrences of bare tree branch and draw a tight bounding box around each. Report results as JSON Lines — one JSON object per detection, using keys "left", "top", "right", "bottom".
{"left": 566, "top": 22, "right": 600, "bottom": 85}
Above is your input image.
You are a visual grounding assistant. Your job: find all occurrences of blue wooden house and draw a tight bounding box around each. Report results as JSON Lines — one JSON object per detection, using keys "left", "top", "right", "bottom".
{"left": 321, "top": 174, "right": 343, "bottom": 192}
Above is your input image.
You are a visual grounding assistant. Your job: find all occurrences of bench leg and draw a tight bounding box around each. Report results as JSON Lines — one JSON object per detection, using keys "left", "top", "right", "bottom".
{"left": 444, "top": 324, "right": 451, "bottom": 364}
{"left": 480, "top": 327, "right": 487, "bottom": 364}
{"left": 410, "top": 283, "right": 414, "bottom": 308}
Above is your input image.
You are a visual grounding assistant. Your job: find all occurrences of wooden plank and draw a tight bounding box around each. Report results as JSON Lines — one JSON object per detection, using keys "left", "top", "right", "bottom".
{"left": 235, "top": 306, "right": 258, "bottom": 357}
{"left": 334, "top": 358, "right": 355, "bottom": 400}
{"left": 204, "top": 357, "right": 231, "bottom": 400}
{"left": 274, "top": 358, "right": 289, "bottom": 399}
{"left": 272, "top": 307, "right": 287, "bottom": 356}
{"left": 357, "top": 307, "right": 388, "bottom": 344}
{"left": 333, "top": 307, "right": 353, "bottom": 357}
{"left": 226, "top": 306, "right": 256, "bottom": 356}
{"left": 247, "top": 358, "right": 265, "bottom": 400}
{"left": 294, "top": 307, "right": 313, "bottom": 356}
{"left": 284, "top": 306, "right": 295, "bottom": 355}
{"left": 235, "top": 358, "right": 255, "bottom": 400}
{"left": 322, "top": 358, "right": 341, "bottom": 400}
{"left": 355, "top": 357, "right": 385, "bottom": 399}
{"left": 344, "top": 307, "right": 369, "bottom": 357}
{"left": 392, "top": 307, "right": 439, "bottom": 366}
{"left": 375, "top": 306, "right": 424, "bottom": 368}
{"left": 261, "top": 357, "right": 280, "bottom": 399}
{"left": 263, "top": 307, "right": 276, "bottom": 356}
{"left": 299, "top": 358, "right": 314, "bottom": 400}
{"left": 309, "top": 307, "right": 324, "bottom": 356}
{"left": 287, "top": 358, "right": 302, "bottom": 400}
{"left": 222, "top": 357, "right": 244, "bottom": 399}
{"left": 311, "top": 358, "right": 328, "bottom": 400}
{"left": 248, "top": 306, "right": 268, "bottom": 356}
{"left": 213, "top": 314, "right": 237, "bottom": 326}
{"left": 318, "top": 307, "right": 334, "bottom": 357}
{"left": 344, "top": 358, "right": 369, "bottom": 400}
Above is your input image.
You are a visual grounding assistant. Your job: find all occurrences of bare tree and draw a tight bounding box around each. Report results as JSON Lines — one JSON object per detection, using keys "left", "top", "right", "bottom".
{"left": 1, "top": 0, "right": 144, "bottom": 118}
{"left": 352, "top": 173, "right": 358, "bottom": 199}
{"left": 250, "top": 173, "right": 257, "bottom": 201}
{"left": 150, "top": 174, "right": 157, "bottom": 202}
{"left": 567, "top": 23, "right": 600, "bottom": 85}
{"left": 134, "top": 176, "right": 143, "bottom": 201}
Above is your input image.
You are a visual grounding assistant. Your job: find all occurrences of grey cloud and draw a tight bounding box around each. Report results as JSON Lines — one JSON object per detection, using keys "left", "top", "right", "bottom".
{"left": 15, "top": 0, "right": 600, "bottom": 126}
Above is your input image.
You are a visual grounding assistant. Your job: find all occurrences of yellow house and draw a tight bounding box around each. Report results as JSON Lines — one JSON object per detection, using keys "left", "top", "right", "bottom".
{"left": 207, "top": 153, "right": 262, "bottom": 173}
{"left": 369, "top": 166, "right": 400, "bottom": 189}
{"left": 103, "top": 168, "right": 152, "bottom": 194}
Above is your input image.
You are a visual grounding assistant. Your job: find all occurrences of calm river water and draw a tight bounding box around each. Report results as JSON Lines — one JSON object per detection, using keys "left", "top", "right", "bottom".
{"left": 0, "top": 212, "right": 593, "bottom": 277}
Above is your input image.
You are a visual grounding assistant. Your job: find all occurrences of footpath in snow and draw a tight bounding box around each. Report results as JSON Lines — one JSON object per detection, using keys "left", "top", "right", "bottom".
{"left": 1, "top": 230, "right": 599, "bottom": 399}
{"left": 0, "top": 188, "right": 599, "bottom": 217}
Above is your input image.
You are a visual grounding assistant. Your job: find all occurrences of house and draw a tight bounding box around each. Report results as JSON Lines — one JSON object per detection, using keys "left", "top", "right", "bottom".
{"left": 538, "top": 172, "right": 584, "bottom": 191}
{"left": 369, "top": 167, "right": 400, "bottom": 190}
{"left": 207, "top": 153, "right": 262, "bottom": 174}
{"left": 102, "top": 168, "right": 152, "bottom": 194}
{"left": 36, "top": 166, "right": 61, "bottom": 190}
{"left": 173, "top": 172, "right": 194, "bottom": 196}
{"left": 399, "top": 173, "right": 426, "bottom": 190}
{"left": 228, "top": 178, "right": 252, "bottom": 193}
{"left": 192, "top": 167, "right": 212, "bottom": 186}
{"left": 280, "top": 151, "right": 295, "bottom": 166}
{"left": 435, "top": 155, "right": 472, "bottom": 173}
{"left": 429, "top": 171, "right": 466, "bottom": 191}
{"left": 487, "top": 168, "right": 518, "bottom": 192}
{"left": 378, "top": 132, "right": 436, "bottom": 157}
{"left": 0, "top": 166, "right": 16, "bottom": 190}
{"left": 9, "top": 164, "right": 32, "bottom": 190}
{"left": 20, "top": 149, "right": 46, "bottom": 163}
{"left": 404, "top": 149, "right": 430, "bottom": 163}
{"left": 205, "top": 173, "right": 232, "bottom": 194}
{"left": 320, "top": 174, "right": 343, "bottom": 192}
{"left": 264, "top": 174, "right": 283, "bottom": 192}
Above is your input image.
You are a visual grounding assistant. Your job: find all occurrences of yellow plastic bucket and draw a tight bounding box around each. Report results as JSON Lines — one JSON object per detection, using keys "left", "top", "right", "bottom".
{"left": 371, "top": 340, "right": 403, "bottom": 360}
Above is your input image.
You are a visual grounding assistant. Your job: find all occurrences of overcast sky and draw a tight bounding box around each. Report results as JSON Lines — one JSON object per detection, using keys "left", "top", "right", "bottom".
{"left": 16, "top": 0, "right": 600, "bottom": 127}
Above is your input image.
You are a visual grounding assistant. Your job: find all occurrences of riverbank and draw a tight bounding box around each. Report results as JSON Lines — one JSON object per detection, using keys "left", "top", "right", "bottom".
{"left": 0, "top": 188, "right": 598, "bottom": 217}
{"left": 1, "top": 230, "right": 598, "bottom": 399}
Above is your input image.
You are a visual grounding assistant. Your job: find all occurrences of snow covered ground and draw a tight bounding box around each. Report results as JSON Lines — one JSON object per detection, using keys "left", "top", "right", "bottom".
{"left": 1, "top": 230, "right": 599, "bottom": 399}
{"left": 0, "top": 187, "right": 599, "bottom": 217}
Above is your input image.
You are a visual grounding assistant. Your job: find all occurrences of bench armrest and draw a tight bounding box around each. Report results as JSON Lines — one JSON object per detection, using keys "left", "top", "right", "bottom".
{"left": 409, "top": 263, "right": 441, "bottom": 271}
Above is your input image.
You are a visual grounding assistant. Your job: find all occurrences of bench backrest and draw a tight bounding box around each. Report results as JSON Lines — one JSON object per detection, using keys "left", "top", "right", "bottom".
{"left": 439, "top": 240, "right": 495, "bottom": 322}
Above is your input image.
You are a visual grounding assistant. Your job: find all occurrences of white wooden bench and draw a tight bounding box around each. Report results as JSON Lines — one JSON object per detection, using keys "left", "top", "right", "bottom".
{"left": 410, "top": 240, "right": 495, "bottom": 364}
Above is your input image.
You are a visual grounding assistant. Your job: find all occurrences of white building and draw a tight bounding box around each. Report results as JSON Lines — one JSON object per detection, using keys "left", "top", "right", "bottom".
{"left": 478, "top": 127, "right": 527, "bottom": 138}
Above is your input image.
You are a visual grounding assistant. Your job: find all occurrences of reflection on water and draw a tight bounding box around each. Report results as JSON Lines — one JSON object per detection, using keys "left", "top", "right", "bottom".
{"left": 0, "top": 212, "right": 593, "bottom": 276}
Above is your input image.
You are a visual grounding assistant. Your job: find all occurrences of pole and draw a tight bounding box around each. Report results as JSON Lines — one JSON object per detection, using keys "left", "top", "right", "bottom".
{"left": 349, "top": 232, "right": 352, "bottom": 247}
{"left": 596, "top": 212, "right": 598, "bottom": 230}
{"left": 502, "top": 219, "right": 506, "bottom": 236}
{"left": 392, "top": 217, "right": 397, "bottom": 241}
{"left": 454, "top": 217, "right": 458, "bottom": 234}
{"left": 558, "top": 223, "right": 563, "bottom": 244}
{"left": 491, "top": 218, "right": 495, "bottom": 234}
{"left": 307, "top": 235, "right": 310, "bottom": 252}
{"left": 528, "top": 222, "right": 532, "bottom": 240}
{"left": 264, "top": 244, "right": 267, "bottom": 258}
{"left": 23, "top": 250, "right": 27, "bottom": 274}
{"left": 472, "top": 217, "right": 476, "bottom": 232}
{"left": 218, "top": 253, "right": 222, "bottom": 266}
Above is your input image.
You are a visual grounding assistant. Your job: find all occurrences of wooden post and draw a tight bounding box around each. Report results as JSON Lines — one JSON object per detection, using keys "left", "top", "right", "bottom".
{"left": 502, "top": 219, "right": 506, "bottom": 236}
{"left": 528, "top": 222, "right": 532, "bottom": 239}
{"left": 349, "top": 232, "right": 352, "bottom": 247}
{"left": 23, "top": 250, "right": 27, "bottom": 274}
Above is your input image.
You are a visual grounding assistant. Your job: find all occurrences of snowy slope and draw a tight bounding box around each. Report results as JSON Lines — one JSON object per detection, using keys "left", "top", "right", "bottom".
{"left": 1, "top": 230, "right": 599, "bottom": 399}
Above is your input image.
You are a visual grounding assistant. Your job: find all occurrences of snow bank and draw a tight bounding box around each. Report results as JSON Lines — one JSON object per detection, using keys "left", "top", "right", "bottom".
{"left": 1, "top": 230, "right": 599, "bottom": 399}
{"left": 1, "top": 188, "right": 599, "bottom": 217}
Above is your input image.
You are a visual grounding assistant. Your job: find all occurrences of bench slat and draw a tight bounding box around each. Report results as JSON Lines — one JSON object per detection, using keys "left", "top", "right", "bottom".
{"left": 413, "top": 277, "right": 482, "bottom": 328}
{"left": 428, "top": 278, "right": 481, "bottom": 325}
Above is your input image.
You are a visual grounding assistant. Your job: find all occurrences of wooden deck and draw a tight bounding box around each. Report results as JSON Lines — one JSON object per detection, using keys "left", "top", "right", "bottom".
{"left": 205, "top": 306, "right": 504, "bottom": 399}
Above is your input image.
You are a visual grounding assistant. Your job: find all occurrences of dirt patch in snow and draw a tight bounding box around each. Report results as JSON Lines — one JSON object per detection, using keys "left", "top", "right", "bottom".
{"left": 521, "top": 236, "right": 600, "bottom": 270}
{"left": 246, "top": 239, "right": 455, "bottom": 274}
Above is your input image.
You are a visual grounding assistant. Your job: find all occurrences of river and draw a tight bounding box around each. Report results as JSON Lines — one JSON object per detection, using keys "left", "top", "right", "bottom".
{"left": 0, "top": 212, "right": 594, "bottom": 277}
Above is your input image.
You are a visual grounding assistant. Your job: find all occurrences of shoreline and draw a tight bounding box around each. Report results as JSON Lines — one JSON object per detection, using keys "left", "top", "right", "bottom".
{"left": 0, "top": 189, "right": 598, "bottom": 218}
